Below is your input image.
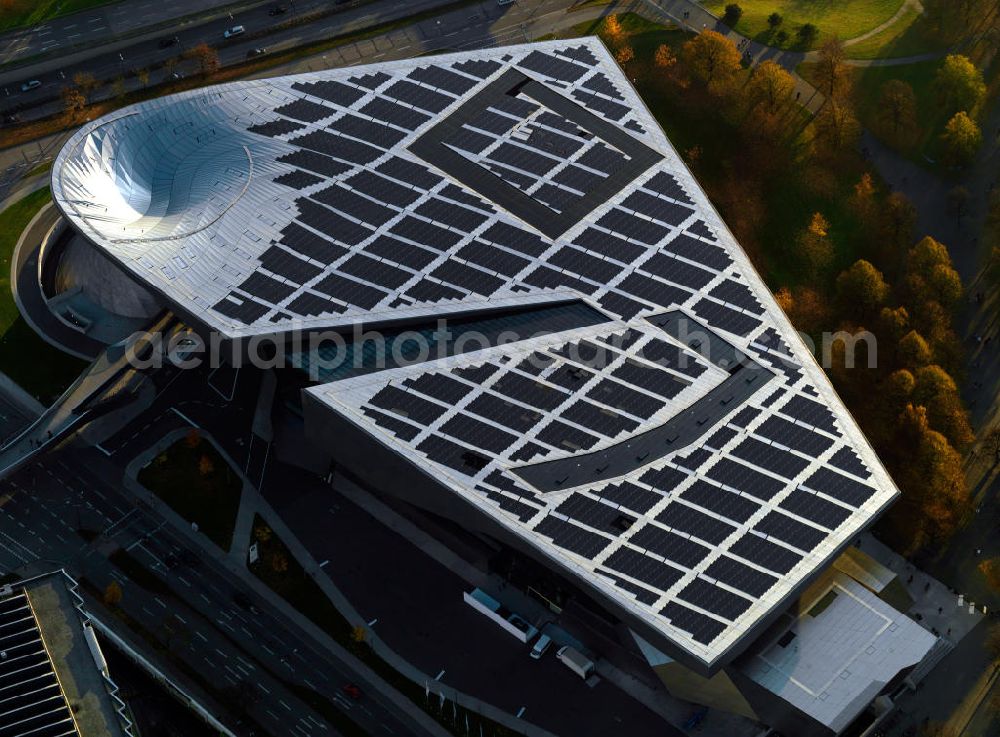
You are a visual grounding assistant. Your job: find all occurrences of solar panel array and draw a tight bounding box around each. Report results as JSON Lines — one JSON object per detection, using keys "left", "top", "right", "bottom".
{"left": 54, "top": 39, "right": 898, "bottom": 668}
{"left": 0, "top": 592, "right": 79, "bottom": 737}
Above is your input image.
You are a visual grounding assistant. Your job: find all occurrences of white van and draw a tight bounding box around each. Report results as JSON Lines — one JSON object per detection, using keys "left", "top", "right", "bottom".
{"left": 530, "top": 634, "right": 552, "bottom": 659}
{"left": 556, "top": 645, "right": 595, "bottom": 679}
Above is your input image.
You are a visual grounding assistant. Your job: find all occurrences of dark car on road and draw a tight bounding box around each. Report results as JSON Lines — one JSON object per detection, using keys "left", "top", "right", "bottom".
{"left": 268, "top": 5, "right": 287, "bottom": 15}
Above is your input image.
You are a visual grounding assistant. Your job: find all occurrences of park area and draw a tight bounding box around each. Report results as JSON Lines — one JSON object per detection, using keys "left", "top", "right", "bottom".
{"left": 137, "top": 431, "right": 243, "bottom": 550}
{"left": 0, "top": 188, "right": 86, "bottom": 401}
{"left": 702, "top": 0, "right": 904, "bottom": 48}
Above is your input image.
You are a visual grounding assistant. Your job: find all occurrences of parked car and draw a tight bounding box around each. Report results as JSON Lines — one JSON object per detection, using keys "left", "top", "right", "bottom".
{"left": 20, "top": 80, "right": 41, "bottom": 92}
{"left": 530, "top": 633, "right": 552, "bottom": 660}
{"left": 268, "top": 4, "right": 287, "bottom": 15}
{"left": 223, "top": 25, "right": 245, "bottom": 39}
{"left": 341, "top": 684, "right": 362, "bottom": 700}
{"left": 158, "top": 36, "right": 179, "bottom": 49}
{"left": 247, "top": 47, "right": 266, "bottom": 57}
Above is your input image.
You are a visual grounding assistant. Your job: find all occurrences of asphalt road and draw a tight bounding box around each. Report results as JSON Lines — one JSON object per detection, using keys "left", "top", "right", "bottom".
{"left": 0, "top": 0, "right": 271, "bottom": 66}
{"left": 0, "top": 362, "right": 438, "bottom": 737}
{"left": 266, "top": 466, "right": 684, "bottom": 737}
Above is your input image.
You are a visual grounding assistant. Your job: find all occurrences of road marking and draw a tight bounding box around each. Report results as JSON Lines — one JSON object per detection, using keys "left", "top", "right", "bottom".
{"left": 195, "top": 631, "right": 208, "bottom": 642}
{"left": 434, "top": 669, "right": 445, "bottom": 680}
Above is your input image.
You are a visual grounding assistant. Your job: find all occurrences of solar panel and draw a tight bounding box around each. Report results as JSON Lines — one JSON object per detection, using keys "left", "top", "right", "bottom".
{"left": 274, "top": 170, "right": 322, "bottom": 190}
{"left": 330, "top": 112, "right": 407, "bottom": 148}
{"left": 604, "top": 547, "right": 684, "bottom": 592}
{"left": 365, "top": 235, "right": 436, "bottom": 270}
{"left": 536, "top": 418, "right": 600, "bottom": 452}
{"left": 779, "top": 488, "right": 852, "bottom": 530}
{"left": 466, "top": 393, "right": 542, "bottom": 432}
{"left": 656, "top": 502, "right": 735, "bottom": 545}
{"left": 548, "top": 246, "right": 622, "bottom": 282}
{"left": 677, "top": 578, "right": 752, "bottom": 621}
{"left": 692, "top": 299, "right": 762, "bottom": 337}
{"left": 383, "top": 79, "right": 454, "bottom": 113}
{"left": 597, "top": 481, "right": 662, "bottom": 514}
{"left": 359, "top": 96, "right": 431, "bottom": 130}
{"left": 710, "top": 279, "right": 764, "bottom": 314}
{"left": 729, "top": 533, "right": 802, "bottom": 574}
{"left": 276, "top": 98, "right": 332, "bottom": 123}
{"left": 377, "top": 156, "right": 443, "bottom": 189}
{"left": 802, "top": 467, "right": 875, "bottom": 507}
{"left": 431, "top": 260, "right": 503, "bottom": 296}
{"left": 730, "top": 437, "right": 811, "bottom": 480}
{"left": 259, "top": 245, "right": 321, "bottom": 283}
{"left": 571, "top": 88, "right": 630, "bottom": 120}
{"left": 662, "top": 232, "right": 731, "bottom": 270}
{"left": 708, "top": 458, "right": 785, "bottom": 501}
{"left": 562, "top": 399, "right": 637, "bottom": 437}
{"left": 630, "top": 524, "right": 710, "bottom": 568}
{"left": 370, "top": 384, "right": 447, "bottom": 424}
{"left": 363, "top": 407, "right": 421, "bottom": 441}
{"left": 314, "top": 272, "right": 386, "bottom": 310}
{"left": 781, "top": 395, "right": 842, "bottom": 436}
{"left": 293, "top": 79, "right": 366, "bottom": 106}
{"left": 313, "top": 183, "right": 397, "bottom": 226}
{"left": 642, "top": 253, "right": 715, "bottom": 290}
{"left": 404, "top": 372, "right": 472, "bottom": 405}
{"left": 599, "top": 570, "right": 661, "bottom": 605}
{"left": 556, "top": 493, "right": 635, "bottom": 535}
{"left": 518, "top": 50, "right": 588, "bottom": 82}
{"left": 277, "top": 149, "right": 352, "bottom": 178}
{"left": 456, "top": 241, "right": 530, "bottom": 277}
{"left": 409, "top": 65, "right": 480, "bottom": 95}
{"left": 828, "top": 446, "right": 871, "bottom": 479}
{"left": 586, "top": 378, "right": 665, "bottom": 419}
{"left": 406, "top": 278, "right": 466, "bottom": 303}
{"left": 248, "top": 119, "right": 304, "bottom": 137}
{"left": 755, "top": 415, "right": 833, "bottom": 457}
{"left": 294, "top": 129, "right": 383, "bottom": 164}
{"left": 441, "top": 413, "right": 518, "bottom": 454}
{"left": 534, "top": 515, "right": 612, "bottom": 558}
{"left": 704, "top": 556, "right": 777, "bottom": 598}
{"left": 753, "top": 511, "right": 827, "bottom": 552}
{"left": 416, "top": 197, "right": 489, "bottom": 231}
{"left": 680, "top": 479, "right": 760, "bottom": 523}
{"left": 660, "top": 602, "right": 726, "bottom": 644}
{"left": 644, "top": 171, "right": 694, "bottom": 205}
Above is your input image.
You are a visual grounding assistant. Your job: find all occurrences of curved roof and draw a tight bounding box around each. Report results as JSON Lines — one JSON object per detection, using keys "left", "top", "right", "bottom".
{"left": 52, "top": 39, "right": 899, "bottom": 671}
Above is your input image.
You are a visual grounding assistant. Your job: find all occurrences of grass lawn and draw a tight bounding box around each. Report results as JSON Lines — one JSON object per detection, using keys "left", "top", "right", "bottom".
{"left": 248, "top": 515, "right": 352, "bottom": 639}
{"left": 0, "top": 0, "right": 112, "bottom": 33}
{"left": 843, "top": 5, "right": 946, "bottom": 59}
{"left": 137, "top": 433, "right": 242, "bottom": 551}
{"left": 704, "top": 0, "right": 904, "bottom": 49}
{"left": 0, "top": 187, "right": 86, "bottom": 401}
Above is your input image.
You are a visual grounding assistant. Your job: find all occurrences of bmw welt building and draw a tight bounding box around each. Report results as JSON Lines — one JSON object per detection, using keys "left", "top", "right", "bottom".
{"left": 51, "top": 39, "right": 938, "bottom": 736}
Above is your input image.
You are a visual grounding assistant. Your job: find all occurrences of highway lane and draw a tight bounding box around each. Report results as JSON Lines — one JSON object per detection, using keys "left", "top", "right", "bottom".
{"left": 0, "top": 0, "right": 274, "bottom": 66}
{"left": 0, "top": 0, "right": 558, "bottom": 123}
{"left": 0, "top": 441, "right": 437, "bottom": 737}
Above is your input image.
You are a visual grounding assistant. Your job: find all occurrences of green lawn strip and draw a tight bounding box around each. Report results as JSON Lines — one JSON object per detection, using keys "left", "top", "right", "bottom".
{"left": 0, "top": 187, "right": 50, "bottom": 332}
{"left": 0, "top": 186, "right": 86, "bottom": 401}
{"left": 843, "top": 5, "right": 946, "bottom": 59}
{"left": 249, "top": 515, "right": 523, "bottom": 736}
{"left": 0, "top": 0, "right": 113, "bottom": 33}
{"left": 704, "top": 0, "right": 904, "bottom": 50}
{"left": 137, "top": 435, "right": 242, "bottom": 551}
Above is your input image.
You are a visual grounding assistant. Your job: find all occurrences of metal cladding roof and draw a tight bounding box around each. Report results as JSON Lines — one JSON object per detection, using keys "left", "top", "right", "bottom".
{"left": 53, "top": 39, "right": 899, "bottom": 671}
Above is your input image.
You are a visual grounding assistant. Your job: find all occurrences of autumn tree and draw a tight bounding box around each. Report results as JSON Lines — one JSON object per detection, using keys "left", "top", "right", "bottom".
{"left": 987, "top": 425, "right": 1000, "bottom": 462}
{"left": 775, "top": 286, "right": 829, "bottom": 334}
{"left": 72, "top": 71, "right": 98, "bottom": 97}
{"left": 184, "top": 428, "right": 201, "bottom": 448}
{"left": 934, "top": 54, "right": 986, "bottom": 114}
{"left": 112, "top": 76, "right": 126, "bottom": 99}
{"left": 615, "top": 45, "right": 634, "bottom": 65}
{"left": 61, "top": 86, "right": 87, "bottom": 121}
{"left": 887, "top": 368, "right": 916, "bottom": 408}
{"left": 198, "top": 454, "right": 215, "bottom": 476}
{"left": 898, "top": 330, "right": 932, "bottom": 368}
{"left": 745, "top": 60, "right": 795, "bottom": 115}
{"left": 812, "top": 100, "right": 860, "bottom": 156}
{"left": 913, "top": 365, "right": 974, "bottom": 448}
{"left": 602, "top": 14, "right": 624, "bottom": 46}
{"left": 794, "top": 212, "right": 834, "bottom": 280}
{"left": 681, "top": 30, "right": 742, "bottom": 88}
{"left": 940, "top": 111, "right": 981, "bottom": 166}
{"left": 980, "top": 558, "right": 1000, "bottom": 592}
{"left": 654, "top": 44, "right": 677, "bottom": 70}
{"left": 875, "top": 79, "right": 918, "bottom": 149}
{"left": 906, "top": 236, "right": 963, "bottom": 310}
{"left": 136, "top": 67, "right": 150, "bottom": 88}
{"left": 104, "top": 580, "right": 123, "bottom": 607}
{"left": 878, "top": 192, "right": 916, "bottom": 260}
{"left": 187, "top": 43, "right": 220, "bottom": 77}
{"left": 814, "top": 38, "right": 849, "bottom": 100}
{"left": 836, "top": 260, "right": 889, "bottom": 315}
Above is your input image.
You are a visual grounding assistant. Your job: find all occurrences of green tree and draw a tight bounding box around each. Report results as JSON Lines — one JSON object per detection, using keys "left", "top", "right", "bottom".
{"left": 767, "top": 12, "right": 783, "bottom": 31}
{"left": 797, "top": 23, "right": 819, "bottom": 46}
{"left": 934, "top": 54, "right": 986, "bottom": 114}
{"left": 940, "top": 111, "right": 982, "bottom": 166}
{"left": 875, "top": 80, "right": 918, "bottom": 149}
{"left": 836, "top": 260, "right": 889, "bottom": 314}
{"left": 681, "top": 30, "right": 742, "bottom": 87}
{"left": 723, "top": 3, "right": 743, "bottom": 27}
